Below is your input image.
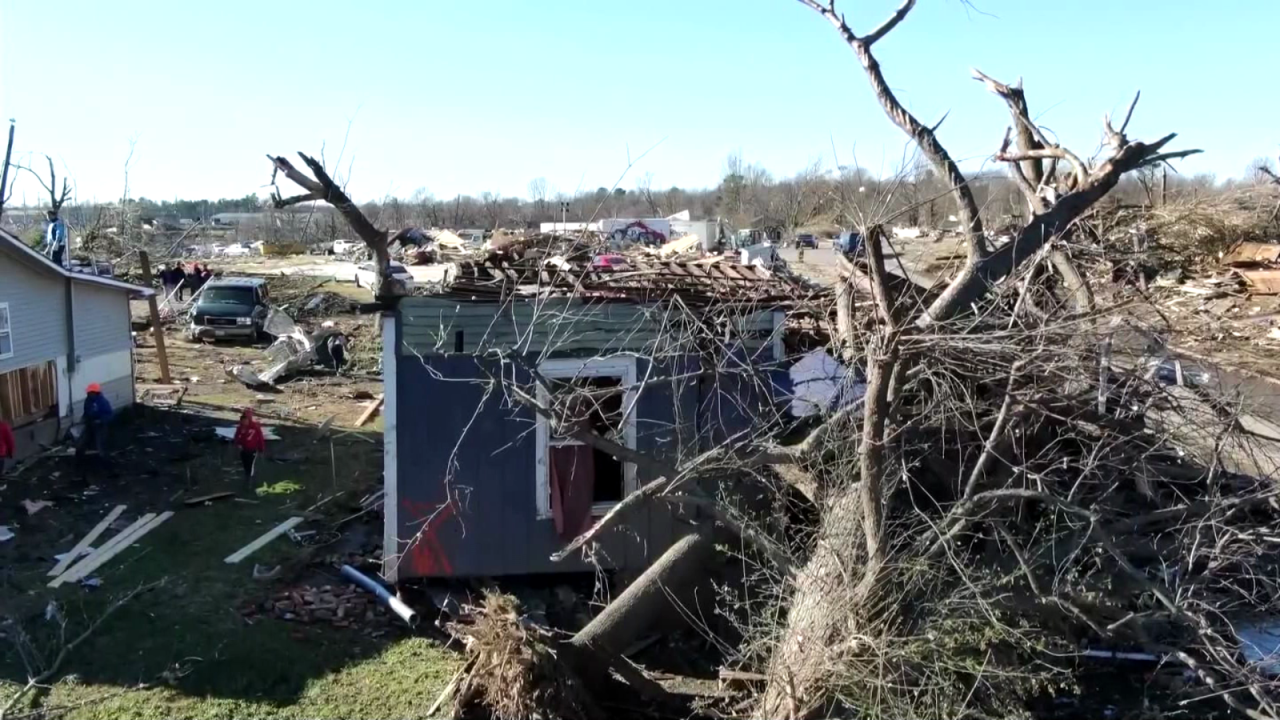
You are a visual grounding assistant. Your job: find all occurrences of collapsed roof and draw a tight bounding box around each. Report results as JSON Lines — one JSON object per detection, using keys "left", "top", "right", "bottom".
{"left": 433, "top": 258, "right": 828, "bottom": 307}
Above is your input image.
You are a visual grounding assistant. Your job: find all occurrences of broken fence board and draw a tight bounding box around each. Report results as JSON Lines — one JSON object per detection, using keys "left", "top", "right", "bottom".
{"left": 49, "top": 512, "right": 158, "bottom": 588}
{"left": 49, "top": 513, "right": 156, "bottom": 586}
{"left": 354, "top": 395, "right": 384, "bottom": 427}
{"left": 183, "top": 492, "right": 236, "bottom": 506}
{"left": 224, "top": 517, "right": 304, "bottom": 564}
{"left": 54, "top": 512, "right": 175, "bottom": 587}
{"left": 47, "top": 505, "right": 127, "bottom": 577}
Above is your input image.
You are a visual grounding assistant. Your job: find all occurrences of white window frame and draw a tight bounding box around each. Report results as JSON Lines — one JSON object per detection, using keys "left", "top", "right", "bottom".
{"left": 534, "top": 356, "right": 638, "bottom": 520}
{"left": 0, "top": 303, "right": 12, "bottom": 360}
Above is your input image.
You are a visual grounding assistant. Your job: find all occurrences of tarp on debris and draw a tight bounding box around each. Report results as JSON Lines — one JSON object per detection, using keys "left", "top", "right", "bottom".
{"left": 789, "top": 350, "right": 866, "bottom": 418}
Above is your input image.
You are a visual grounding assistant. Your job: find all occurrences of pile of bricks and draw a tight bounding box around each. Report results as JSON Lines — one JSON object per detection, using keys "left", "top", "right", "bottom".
{"left": 254, "top": 584, "right": 391, "bottom": 627}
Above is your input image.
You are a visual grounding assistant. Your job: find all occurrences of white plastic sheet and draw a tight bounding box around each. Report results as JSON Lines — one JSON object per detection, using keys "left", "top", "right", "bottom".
{"left": 789, "top": 350, "right": 867, "bottom": 418}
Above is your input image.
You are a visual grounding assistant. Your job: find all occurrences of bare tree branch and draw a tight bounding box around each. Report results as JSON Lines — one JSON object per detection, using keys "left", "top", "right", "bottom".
{"left": 795, "top": 0, "right": 988, "bottom": 260}
{"left": 1, "top": 581, "right": 163, "bottom": 719}
{"left": 266, "top": 152, "right": 407, "bottom": 296}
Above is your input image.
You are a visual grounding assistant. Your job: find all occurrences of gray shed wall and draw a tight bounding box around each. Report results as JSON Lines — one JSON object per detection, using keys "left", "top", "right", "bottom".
{"left": 0, "top": 247, "right": 69, "bottom": 374}
{"left": 391, "top": 352, "right": 701, "bottom": 578}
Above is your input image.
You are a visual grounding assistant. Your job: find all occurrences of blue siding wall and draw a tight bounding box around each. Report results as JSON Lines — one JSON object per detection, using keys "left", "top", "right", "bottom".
{"left": 393, "top": 353, "right": 709, "bottom": 578}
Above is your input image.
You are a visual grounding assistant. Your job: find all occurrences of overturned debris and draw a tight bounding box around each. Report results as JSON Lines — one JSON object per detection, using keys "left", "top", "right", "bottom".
{"left": 226, "top": 309, "right": 351, "bottom": 387}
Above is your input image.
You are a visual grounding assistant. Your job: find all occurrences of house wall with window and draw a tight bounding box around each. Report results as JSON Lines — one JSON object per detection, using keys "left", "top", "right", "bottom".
{"left": 384, "top": 297, "right": 783, "bottom": 580}
{"left": 0, "top": 244, "right": 69, "bottom": 374}
{"left": 0, "top": 229, "right": 150, "bottom": 460}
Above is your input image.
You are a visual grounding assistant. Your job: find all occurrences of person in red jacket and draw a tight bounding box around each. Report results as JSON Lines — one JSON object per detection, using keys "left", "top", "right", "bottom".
{"left": 232, "top": 408, "right": 267, "bottom": 488}
{"left": 0, "top": 419, "right": 15, "bottom": 476}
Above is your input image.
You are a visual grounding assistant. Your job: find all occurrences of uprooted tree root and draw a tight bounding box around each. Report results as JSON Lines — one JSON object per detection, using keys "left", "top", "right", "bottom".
{"left": 447, "top": 593, "right": 595, "bottom": 720}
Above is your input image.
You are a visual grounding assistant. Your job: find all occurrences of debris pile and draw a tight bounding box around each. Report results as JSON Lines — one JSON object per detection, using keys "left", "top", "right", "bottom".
{"left": 226, "top": 309, "right": 351, "bottom": 387}
{"left": 442, "top": 593, "right": 593, "bottom": 720}
{"left": 436, "top": 256, "right": 823, "bottom": 307}
{"left": 294, "top": 291, "right": 359, "bottom": 319}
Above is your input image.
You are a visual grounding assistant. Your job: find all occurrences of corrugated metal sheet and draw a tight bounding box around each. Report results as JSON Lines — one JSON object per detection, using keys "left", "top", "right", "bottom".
{"left": 399, "top": 296, "right": 778, "bottom": 356}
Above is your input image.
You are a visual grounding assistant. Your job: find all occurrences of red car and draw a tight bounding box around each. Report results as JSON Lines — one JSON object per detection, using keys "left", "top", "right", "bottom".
{"left": 591, "top": 254, "right": 629, "bottom": 269}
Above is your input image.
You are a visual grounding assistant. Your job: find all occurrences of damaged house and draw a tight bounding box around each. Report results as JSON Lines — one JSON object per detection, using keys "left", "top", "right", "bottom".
{"left": 381, "top": 258, "right": 819, "bottom": 580}
{"left": 0, "top": 227, "right": 153, "bottom": 459}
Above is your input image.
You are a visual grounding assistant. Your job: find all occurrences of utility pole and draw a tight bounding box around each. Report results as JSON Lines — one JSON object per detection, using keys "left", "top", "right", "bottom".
{"left": 559, "top": 201, "right": 569, "bottom": 234}
{"left": 137, "top": 251, "right": 172, "bottom": 384}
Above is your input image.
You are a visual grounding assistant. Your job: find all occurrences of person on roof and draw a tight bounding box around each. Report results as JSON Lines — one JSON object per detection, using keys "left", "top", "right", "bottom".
{"left": 233, "top": 407, "right": 267, "bottom": 489}
{"left": 76, "top": 383, "right": 114, "bottom": 479}
{"left": 45, "top": 210, "right": 68, "bottom": 268}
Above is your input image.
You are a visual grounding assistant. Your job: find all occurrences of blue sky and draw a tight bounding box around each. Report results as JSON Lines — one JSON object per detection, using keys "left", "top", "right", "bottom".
{"left": 0, "top": 0, "right": 1271, "bottom": 203}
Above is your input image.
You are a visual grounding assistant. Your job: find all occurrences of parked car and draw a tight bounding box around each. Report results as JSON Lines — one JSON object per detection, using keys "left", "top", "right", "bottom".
{"left": 331, "top": 239, "right": 360, "bottom": 255}
{"left": 187, "top": 277, "right": 271, "bottom": 342}
{"left": 591, "top": 254, "right": 629, "bottom": 269}
{"left": 222, "top": 243, "right": 251, "bottom": 258}
{"left": 354, "top": 261, "right": 415, "bottom": 294}
{"left": 209, "top": 243, "right": 227, "bottom": 257}
{"left": 794, "top": 233, "right": 818, "bottom": 249}
{"left": 834, "top": 230, "right": 863, "bottom": 255}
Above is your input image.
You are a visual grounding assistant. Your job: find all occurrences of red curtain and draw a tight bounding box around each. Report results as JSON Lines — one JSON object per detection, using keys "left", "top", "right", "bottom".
{"left": 549, "top": 444, "right": 595, "bottom": 540}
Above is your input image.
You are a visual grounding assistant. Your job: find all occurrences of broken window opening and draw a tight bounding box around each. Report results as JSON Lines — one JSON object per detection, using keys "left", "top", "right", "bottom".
{"left": 535, "top": 358, "right": 638, "bottom": 534}
{"left": 0, "top": 303, "right": 12, "bottom": 359}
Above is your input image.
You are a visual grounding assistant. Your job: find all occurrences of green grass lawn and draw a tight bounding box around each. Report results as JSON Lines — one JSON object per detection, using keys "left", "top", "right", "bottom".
{"left": 1, "top": 406, "right": 457, "bottom": 719}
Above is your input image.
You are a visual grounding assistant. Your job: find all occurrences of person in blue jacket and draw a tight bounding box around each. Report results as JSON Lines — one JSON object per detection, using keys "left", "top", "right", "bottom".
{"left": 45, "top": 210, "right": 69, "bottom": 267}
{"left": 77, "top": 383, "right": 114, "bottom": 478}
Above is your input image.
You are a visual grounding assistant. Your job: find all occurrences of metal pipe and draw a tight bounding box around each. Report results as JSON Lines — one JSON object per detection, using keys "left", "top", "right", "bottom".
{"left": 340, "top": 564, "right": 418, "bottom": 626}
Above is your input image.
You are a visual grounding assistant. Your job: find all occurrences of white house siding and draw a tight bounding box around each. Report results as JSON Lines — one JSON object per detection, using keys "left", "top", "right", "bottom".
{"left": 72, "top": 282, "right": 133, "bottom": 357}
{"left": 69, "top": 282, "right": 135, "bottom": 417}
{"left": 0, "top": 248, "right": 69, "bottom": 375}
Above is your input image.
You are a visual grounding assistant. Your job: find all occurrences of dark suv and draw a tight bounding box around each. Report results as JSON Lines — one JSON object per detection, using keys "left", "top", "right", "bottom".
{"left": 187, "top": 277, "right": 270, "bottom": 342}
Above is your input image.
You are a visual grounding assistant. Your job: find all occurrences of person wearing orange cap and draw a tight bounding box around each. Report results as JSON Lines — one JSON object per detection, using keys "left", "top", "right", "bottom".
{"left": 232, "top": 407, "right": 267, "bottom": 488}
{"left": 76, "top": 383, "right": 114, "bottom": 479}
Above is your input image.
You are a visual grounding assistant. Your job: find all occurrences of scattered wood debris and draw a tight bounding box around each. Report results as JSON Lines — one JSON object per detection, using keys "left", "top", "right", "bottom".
{"left": 353, "top": 394, "right": 384, "bottom": 427}
{"left": 47, "top": 505, "right": 127, "bottom": 577}
{"left": 183, "top": 491, "right": 236, "bottom": 507}
{"left": 224, "top": 517, "right": 304, "bottom": 564}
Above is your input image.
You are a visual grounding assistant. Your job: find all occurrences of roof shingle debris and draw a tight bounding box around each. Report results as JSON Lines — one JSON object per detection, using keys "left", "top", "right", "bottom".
{"left": 435, "top": 257, "right": 827, "bottom": 307}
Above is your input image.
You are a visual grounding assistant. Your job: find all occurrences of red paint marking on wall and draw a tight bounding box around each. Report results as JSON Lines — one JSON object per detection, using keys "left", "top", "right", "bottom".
{"left": 400, "top": 498, "right": 457, "bottom": 576}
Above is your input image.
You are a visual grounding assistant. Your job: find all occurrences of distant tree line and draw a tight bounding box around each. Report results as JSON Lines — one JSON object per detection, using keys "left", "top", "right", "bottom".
{"left": 1, "top": 153, "right": 1265, "bottom": 245}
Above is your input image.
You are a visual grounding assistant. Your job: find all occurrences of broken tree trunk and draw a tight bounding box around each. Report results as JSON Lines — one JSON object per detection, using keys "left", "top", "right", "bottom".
{"left": 267, "top": 153, "right": 407, "bottom": 297}
{"left": 758, "top": 487, "right": 873, "bottom": 719}
{"left": 568, "top": 528, "right": 716, "bottom": 661}
{"left": 760, "top": 269, "right": 898, "bottom": 718}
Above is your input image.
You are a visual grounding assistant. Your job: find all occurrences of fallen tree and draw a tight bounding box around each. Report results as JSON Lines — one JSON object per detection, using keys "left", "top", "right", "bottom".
{"left": 444, "top": 3, "right": 1280, "bottom": 719}
{"left": 327, "top": 4, "right": 1280, "bottom": 718}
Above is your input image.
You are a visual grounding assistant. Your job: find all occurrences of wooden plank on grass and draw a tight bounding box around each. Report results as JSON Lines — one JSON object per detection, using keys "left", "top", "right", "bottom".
{"left": 224, "top": 517, "right": 304, "bottom": 564}
{"left": 354, "top": 394, "right": 384, "bottom": 427}
{"left": 47, "top": 505, "right": 127, "bottom": 577}
{"left": 183, "top": 492, "right": 235, "bottom": 506}
{"left": 54, "top": 512, "right": 175, "bottom": 587}
{"left": 48, "top": 512, "right": 157, "bottom": 587}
